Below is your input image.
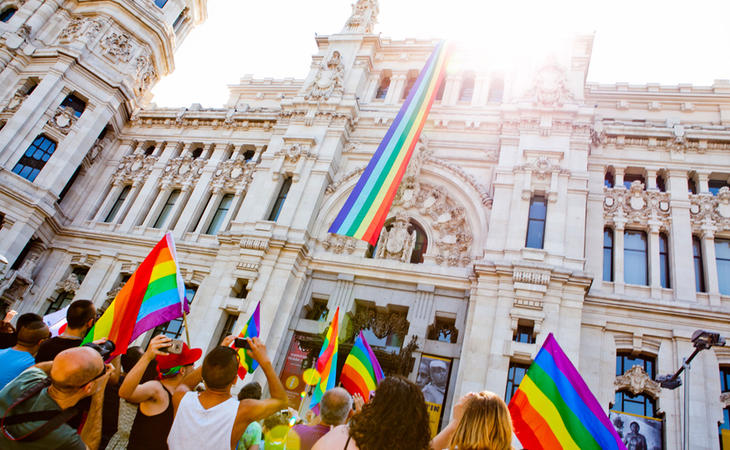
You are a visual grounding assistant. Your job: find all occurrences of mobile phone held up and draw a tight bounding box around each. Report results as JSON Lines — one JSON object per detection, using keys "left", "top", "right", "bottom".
{"left": 164, "top": 339, "right": 184, "bottom": 354}
{"left": 234, "top": 338, "right": 251, "bottom": 350}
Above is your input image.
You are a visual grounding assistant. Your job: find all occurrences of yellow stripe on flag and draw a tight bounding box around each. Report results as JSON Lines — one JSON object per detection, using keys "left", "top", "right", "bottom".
{"left": 149, "top": 260, "right": 177, "bottom": 283}
{"left": 346, "top": 356, "right": 377, "bottom": 391}
{"left": 520, "top": 376, "right": 581, "bottom": 450}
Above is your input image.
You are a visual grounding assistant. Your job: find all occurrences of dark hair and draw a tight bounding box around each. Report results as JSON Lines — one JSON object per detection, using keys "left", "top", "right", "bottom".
{"left": 16, "top": 313, "right": 42, "bottom": 331}
{"left": 121, "top": 346, "right": 159, "bottom": 382}
{"left": 348, "top": 376, "right": 430, "bottom": 450}
{"left": 16, "top": 319, "right": 49, "bottom": 346}
{"left": 202, "top": 346, "right": 238, "bottom": 389}
{"left": 238, "top": 381, "right": 262, "bottom": 401}
{"left": 66, "top": 300, "right": 96, "bottom": 329}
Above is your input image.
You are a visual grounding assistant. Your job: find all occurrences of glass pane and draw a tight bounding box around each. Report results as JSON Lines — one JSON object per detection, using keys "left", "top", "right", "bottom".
{"left": 624, "top": 231, "right": 647, "bottom": 251}
{"left": 718, "top": 259, "right": 730, "bottom": 295}
{"left": 528, "top": 197, "right": 547, "bottom": 220}
{"left": 716, "top": 239, "right": 730, "bottom": 259}
{"left": 525, "top": 219, "right": 545, "bottom": 249}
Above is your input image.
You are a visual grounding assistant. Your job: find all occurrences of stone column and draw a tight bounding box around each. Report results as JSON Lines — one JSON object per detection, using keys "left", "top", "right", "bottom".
{"left": 697, "top": 171, "right": 710, "bottom": 194}
{"left": 667, "top": 169, "right": 696, "bottom": 301}
{"left": 162, "top": 185, "right": 192, "bottom": 231}
{"left": 648, "top": 223, "right": 662, "bottom": 298}
{"left": 93, "top": 182, "right": 124, "bottom": 222}
{"left": 646, "top": 168, "right": 658, "bottom": 190}
{"left": 139, "top": 187, "right": 171, "bottom": 229}
{"left": 614, "top": 166, "right": 625, "bottom": 189}
{"left": 115, "top": 180, "right": 143, "bottom": 226}
{"left": 327, "top": 273, "right": 355, "bottom": 339}
{"left": 473, "top": 74, "right": 489, "bottom": 106}
{"left": 406, "top": 284, "right": 435, "bottom": 346}
{"left": 385, "top": 74, "right": 406, "bottom": 105}
{"left": 585, "top": 166, "right": 606, "bottom": 287}
{"left": 613, "top": 222, "right": 625, "bottom": 294}
{"left": 194, "top": 190, "right": 223, "bottom": 234}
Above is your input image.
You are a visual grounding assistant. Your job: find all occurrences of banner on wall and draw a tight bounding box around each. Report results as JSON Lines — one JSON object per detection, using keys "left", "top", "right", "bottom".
{"left": 609, "top": 410, "right": 663, "bottom": 450}
{"left": 415, "top": 354, "right": 452, "bottom": 436}
{"left": 279, "top": 332, "right": 310, "bottom": 409}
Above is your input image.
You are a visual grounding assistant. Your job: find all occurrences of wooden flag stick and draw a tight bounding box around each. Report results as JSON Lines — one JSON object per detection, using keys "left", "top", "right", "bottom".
{"left": 182, "top": 310, "right": 191, "bottom": 346}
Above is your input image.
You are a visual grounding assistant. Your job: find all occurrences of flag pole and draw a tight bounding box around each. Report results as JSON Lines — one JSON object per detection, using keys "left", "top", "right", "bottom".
{"left": 182, "top": 310, "right": 191, "bottom": 346}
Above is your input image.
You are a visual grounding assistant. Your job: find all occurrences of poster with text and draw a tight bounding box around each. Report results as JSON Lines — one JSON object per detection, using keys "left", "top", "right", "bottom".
{"left": 279, "top": 332, "right": 310, "bottom": 409}
{"left": 609, "top": 410, "right": 663, "bottom": 450}
{"left": 416, "top": 354, "right": 452, "bottom": 436}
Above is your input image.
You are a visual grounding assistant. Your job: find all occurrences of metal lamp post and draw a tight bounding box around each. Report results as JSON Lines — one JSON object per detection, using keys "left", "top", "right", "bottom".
{"left": 656, "top": 330, "right": 726, "bottom": 450}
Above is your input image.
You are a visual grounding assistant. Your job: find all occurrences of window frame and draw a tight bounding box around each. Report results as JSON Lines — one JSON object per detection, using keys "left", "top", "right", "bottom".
{"left": 623, "top": 229, "right": 648, "bottom": 286}
{"left": 12, "top": 134, "right": 57, "bottom": 182}
{"left": 603, "top": 227, "right": 614, "bottom": 282}
{"left": 505, "top": 362, "right": 530, "bottom": 404}
{"left": 694, "top": 235, "right": 706, "bottom": 292}
{"left": 104, "top": 185, "right": 132, "bottom": 223}
{"left": 0, "top": 7, "right": 17, "bottom": 22}
{"left": 716, "top": 238, "right": 730, "bottom": 295}
{"left": 205, "top": 193, "right": 234, "bottom": 235}
{"left": 525, "top": 195, "right": 547, "bottom": 249}
{"left": 659, "top": 232, "right": 671, "bottom": 289}
{"left": 267, "top": 177, "right": 292, "bottom": 222}
{"left": 153, "top": 189, "right": 181, "bottom": 229}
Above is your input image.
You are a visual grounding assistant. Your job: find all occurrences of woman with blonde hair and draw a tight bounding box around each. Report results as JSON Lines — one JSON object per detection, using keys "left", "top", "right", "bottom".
{"left": 431, "top": 391, "right": 513, "bottom": 450}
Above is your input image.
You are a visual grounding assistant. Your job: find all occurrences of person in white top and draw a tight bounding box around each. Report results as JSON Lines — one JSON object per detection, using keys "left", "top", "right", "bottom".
{"left": 167, "top": 336, "right": 287, "bottom": 450}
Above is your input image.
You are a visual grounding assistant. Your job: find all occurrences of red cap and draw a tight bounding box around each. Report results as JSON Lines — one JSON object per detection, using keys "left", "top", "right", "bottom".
{"left": 156, "top": 343, "right": 202, "bottom": 370}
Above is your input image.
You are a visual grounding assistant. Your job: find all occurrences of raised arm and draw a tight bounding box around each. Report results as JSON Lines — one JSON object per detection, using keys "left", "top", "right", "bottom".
{"left": 119, "top": 335, "right": 170, "bottom": 404}
{"left": 80, "top": 364, "right": 112, "bottom": 450}
{"left": 430, "top": 392, "right": 472, "bottom": 450}
{"left": 237, "top": 337, "right": 288, "bottom": 423}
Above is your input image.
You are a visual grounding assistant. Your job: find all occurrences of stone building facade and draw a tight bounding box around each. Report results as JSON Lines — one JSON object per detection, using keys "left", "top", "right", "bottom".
{"left": 2, "top": 0, "right": 730, "bottom": 448}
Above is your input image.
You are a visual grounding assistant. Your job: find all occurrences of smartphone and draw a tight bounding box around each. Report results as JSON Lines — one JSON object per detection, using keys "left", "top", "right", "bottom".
{"left": 234, "top": 337, "right": 251, "bottom": 349}
{"left": 164, "top": 339, "right": 184, "bottom": 354}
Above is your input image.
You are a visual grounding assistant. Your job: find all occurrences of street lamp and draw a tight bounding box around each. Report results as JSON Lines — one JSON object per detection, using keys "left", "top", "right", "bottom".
{"left": 656, "top": 330, "right": 726, "bottom": 450}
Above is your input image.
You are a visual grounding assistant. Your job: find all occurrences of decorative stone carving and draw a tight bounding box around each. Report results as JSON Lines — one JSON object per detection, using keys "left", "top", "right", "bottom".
{"left": 3, "top": 90, "right": 28, "bottom": 113}
{"left": 689, "top": 188, "right": 730, "bottom": 233}
{"left": 70, "top": 254, "right": 98, "bottom": 269}
{"left": 604, "top": 182, "right": 671, "bottom": 229}
{"left": 322, "top": 234, "right": 357, "bottom": 255}
{"left": 113, "top": 153, "right": 156, "bottom": 185}
{"left": 513, "top": 269, "right": 550, "bottom": 286}
{"left": 56, "top": 273, "right": 80, "bottom": 293}
{"left": 349, "top": 305, "right": 410, "bottom": 343}
{"left": 160, "top": 156, "right": 206, "bottom": 189}
{"left": 514, "top": 156, "right": 569, "bottom": 181}
{"left": 614, "top": 365, "right": 662, "bottom": 398}
{"left": 526, "top": 59, "right": 574, "bottom": 107}
{"left": 374, "top": 212, "right": 416, "bottom": 263}
{"left": 344, "top": 0, "right": 379, "bottom": 33}
{"left": 721, "top": 392, "right": 730, "bottom": 407}
{"left": 101, "top": 32, "right": 134, "bottom": 63}
{"left": 275, "top": 143, "right": 313, "bottom": 164}
{"left": 86, "top": 132, "right": 113, "bottom": 165}
{"left": 49, "top": 106, "right": 78, "bottom": 135}
{"left": 326, "top": 166, "right": 365, "bottom": 195}
{"left": 304, "top": 51, "right": 345, "bottom": 100}
{"left": 134, "top": 54, "right": 157, "bottom": 94}
{"left": 240, "top": 239, "right": 269, "bottom": 252}
{"left": 211, "top": 157, "right": 255, "bottom": 192}
{"left": 58, "top": 16, "right": 103, "bottom": 44}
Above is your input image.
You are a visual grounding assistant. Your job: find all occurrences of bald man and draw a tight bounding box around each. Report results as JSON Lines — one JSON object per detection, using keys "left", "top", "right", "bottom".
{"left": 0, "top": 346, "right": 111, "bottom": 450}
{"left": 0, "top": 318, "right": 50, "bottom": 389}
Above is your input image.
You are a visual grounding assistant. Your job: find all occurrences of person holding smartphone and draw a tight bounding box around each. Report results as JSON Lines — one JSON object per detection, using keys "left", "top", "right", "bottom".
{"left": 119, "top": 335, "right": 202, "bottom": 450}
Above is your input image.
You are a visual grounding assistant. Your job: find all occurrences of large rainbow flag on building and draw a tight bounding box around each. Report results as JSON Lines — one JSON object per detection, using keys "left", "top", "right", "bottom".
{"left": 233, "top": 301, "right": 260, "bottom": 379}
{"left": 328, "top": 41, "right": 451, "bottom": 245}
{"left": 310, "top": 307, "right": 340, "bottom": 411}
{"left": 83, "top": 232, "right": 189, "bottom": 358}
{"left": 340, "top": 330, "right": 384, "bottom": 402}
{"left": 508, "top": 333, "right": 626, "bottom": 450}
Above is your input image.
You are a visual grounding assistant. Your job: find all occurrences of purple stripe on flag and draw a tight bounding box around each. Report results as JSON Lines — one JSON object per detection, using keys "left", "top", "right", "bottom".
{"left": 360, "top": 331, "right": 384, "bottom": 381}
{"left": 131, "top": 302, "right": 185, "bottom": 342}
{"left": 543, "top": 334, "right": 625, "bottom": 447}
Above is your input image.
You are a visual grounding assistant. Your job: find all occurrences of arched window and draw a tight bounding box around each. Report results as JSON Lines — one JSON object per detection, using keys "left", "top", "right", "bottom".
{"left": 61, "top": 94, "right": 86, "bottom": 118}
{"left": 375, "top": 73, "right": 390, "bottom": 100}
{"left": 153, "top": 189, "right": 181, "bottom": 229}
{"left": 0, "top": 7, "right": 17, "bottom": 22}
{"left": 459, "top": 72, "right": 475, "bottom": 102}
{"left": 367, "top": 217, "right": 428, "bottom": 264}
{"left": 12, "top": 135, "right": 57, "bottom": 182}
{"left": 525, "top": 196, "right": 547, "bottom": 249}
{"left": 191, "top": 147, "right": 203, "bottom": 159}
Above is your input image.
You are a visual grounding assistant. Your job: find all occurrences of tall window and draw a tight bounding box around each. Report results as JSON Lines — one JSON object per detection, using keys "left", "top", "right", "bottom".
{"left": 513, "top": 323, "right": 535, "bottom": 344}
{"left": 267, "top": 177, "right": 291, "bottom": 222}
{"left": 217, "top": 313, "right": 239, "bottom": 346}
{"left": 153, "top": 189, "right": 181, "bottom": 229}
{"left": 435, "top": 77, "right": 446, "bottom": 102}
{"left": 459, "top": 73, "right": 474, "bottom": 102}
{"left": 173, "top": 10, "right": 186, "bottom": 32}
{"left": 206, "top": 194, "right": 233, "bottom": 235}
{"left": 624, "top": 230, "right": 648, "bottom": 285}
{"left": 402, "top": 73, "right": 416, "bottom": 100}
{"left": 688, "top": 177, "right": 698, "bottom": 195}
{"left": 487, "top": 76, "right": 504, "bottom": 103}
{"left": 0, "top": 7, "right": 17, "bottom": 22}
{"left": 716, "top": 239, "right": 730, "bottom": 295}
{"left": 505, "top": 362, "right": 530, "bottom": 403}
{"left": 375, "top": 75, "right": 390, "bottom": 99}
{"left": 104, "top": 186, "right": 131, "bottom": 223}
{"left": 525, "top": 196, "right": 547, "bottom": 249}
{"left": 694, "top": 236, "right": 706, "bottom": 292}
{"left": 603, "top": 228, "right": 614, "bottom": 282}
{"left": 152, "top": 286, "right": 196, "bottom": 339}
{"left": 60, "top": 94, "right": 85, "bottom": 118}
{"left": 45, "top": 291, "right": 74, "bottom": 315}
{"left": 614, "top": 353, "right": 657, "bottom": 417}
{"left": 604, "top": 171, "right": 615, "bottom": 188}
{"left": 659, "top": 233, "right": 671, "bottom": 288}
{"left": 12, "top": 135, "right": 57, "bottom": 182}
{"left": 154, "top": 0, "right": 168, "bottom": 7}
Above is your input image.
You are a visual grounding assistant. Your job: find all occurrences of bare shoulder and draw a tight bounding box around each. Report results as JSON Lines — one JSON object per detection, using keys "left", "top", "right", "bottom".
{"left": 312, "top": 425, "right": 352, "bottom": 450}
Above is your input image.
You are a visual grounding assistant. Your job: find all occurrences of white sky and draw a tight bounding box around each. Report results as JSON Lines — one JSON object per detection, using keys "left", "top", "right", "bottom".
{"left": 151, "top": 0, "right": 730, "bottom": 108}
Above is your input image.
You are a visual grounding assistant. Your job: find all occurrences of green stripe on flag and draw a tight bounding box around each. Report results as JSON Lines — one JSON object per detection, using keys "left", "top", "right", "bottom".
{"left": 142, "top": 274, "right": 178, "bottom": 302}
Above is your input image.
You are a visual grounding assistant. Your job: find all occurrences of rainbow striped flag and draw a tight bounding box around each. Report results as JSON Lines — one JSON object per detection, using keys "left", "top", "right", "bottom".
{"left": 233, "top": 302, "right": 260, "bottom": 379}
{"left": 508, "top": 333, "right": 626, "bottom": 450}
{"left": 340, "top": 330, "right": 384, "bottom": 402}
{"left": 328, "top": 41, "right": 450, "bottom": 245}
{"left": 310, "top": 306, "right": 339, "bottom": 411}
{"left": 83, "top": 232, "right": 189, "bottom": 358}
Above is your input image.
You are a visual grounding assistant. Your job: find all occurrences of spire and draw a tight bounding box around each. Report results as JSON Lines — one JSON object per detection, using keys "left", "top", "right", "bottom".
{"left": 342, "top": 0, "right": 379, "bottom": 34}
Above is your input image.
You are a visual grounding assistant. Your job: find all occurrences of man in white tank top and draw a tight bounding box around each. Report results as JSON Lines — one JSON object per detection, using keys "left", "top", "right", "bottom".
{"left": 167, "top": 336, "right": 288, "bottom": 450}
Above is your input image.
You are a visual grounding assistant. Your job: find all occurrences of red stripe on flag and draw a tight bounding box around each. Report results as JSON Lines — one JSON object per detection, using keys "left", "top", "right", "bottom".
{"left": 508, "top": 389, "right": 561, "bottom": 450}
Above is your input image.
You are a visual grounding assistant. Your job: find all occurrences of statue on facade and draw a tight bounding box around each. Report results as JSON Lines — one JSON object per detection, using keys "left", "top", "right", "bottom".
{"left": 375, "top": 212, "right": 416, "bottom": 263}
{"left": 304, "top": 51, "right": 345, "bottom": 101}
{"left": 344, "top": 0, "right": 379, "bottom": 33}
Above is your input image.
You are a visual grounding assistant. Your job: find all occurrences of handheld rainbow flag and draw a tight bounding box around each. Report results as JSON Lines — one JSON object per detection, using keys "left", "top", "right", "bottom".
{"left": 232, "top": 302, "right": 260, "bottom": 379}
{"left": 508, "top": 333, "right": 626, "bottom": 450}
{"left": 83, "top": 232, "right": 188, "bottom": 358}
{"left": 310, "top": 306, "right": 340, "bottom": 411}
{"left": 328, "top": 41, "right": 451, "bottom": 245}
{"left": 340, "top": 330, "right": 384, "bottom": 402}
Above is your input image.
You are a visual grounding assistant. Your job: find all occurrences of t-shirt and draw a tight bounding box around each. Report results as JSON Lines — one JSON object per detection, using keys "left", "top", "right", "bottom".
{"left": 289, "top": 424, "right": 330, "bottom": 450}
{"left": 35, "top": 336, "right": 83, "bottom": 363}
{"left": 0, "top": 368, "right": 85, "bottom": 450}
{"left": 0, "top": 348, "right": 35, "bottom": 390}
{"left": 238, "top": 420, "right": 262, "bottom": 450}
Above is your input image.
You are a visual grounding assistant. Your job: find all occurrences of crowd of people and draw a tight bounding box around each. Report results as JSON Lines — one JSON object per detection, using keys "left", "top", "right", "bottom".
{"left": 0, "top": 300, "right": 515, "bottom": 450}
